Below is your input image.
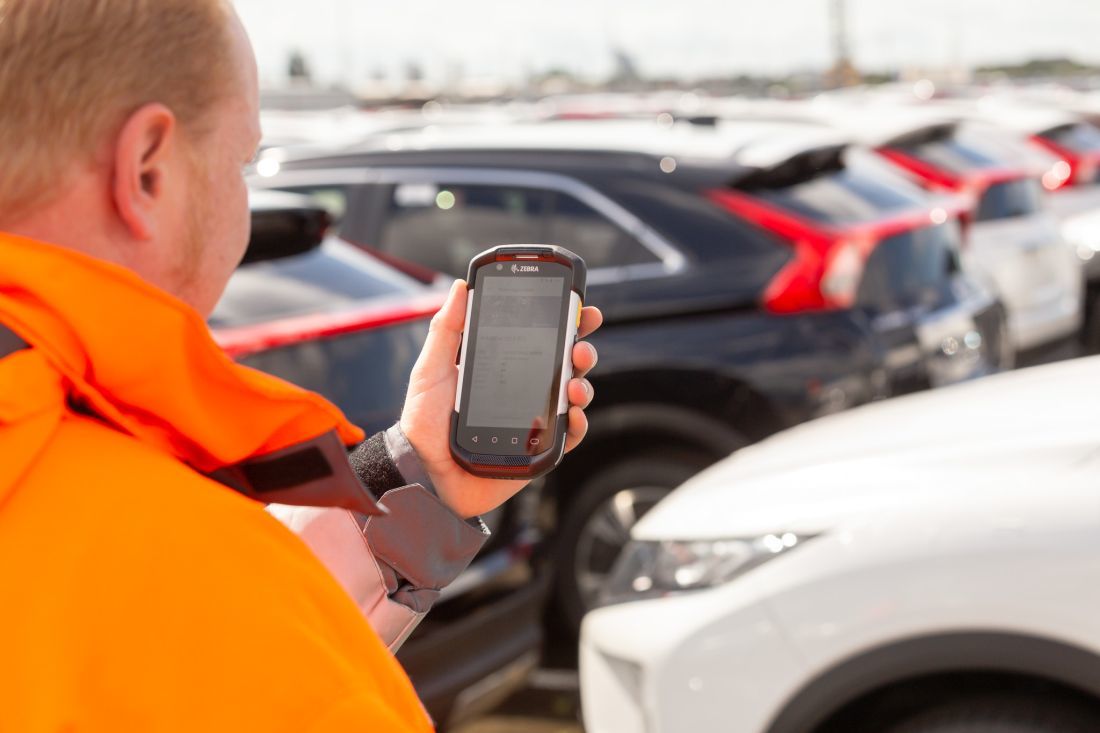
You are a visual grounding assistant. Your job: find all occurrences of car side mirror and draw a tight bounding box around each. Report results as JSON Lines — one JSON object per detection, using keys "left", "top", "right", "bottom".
{"left": 245, "top": 190, "right": 332, "bottom": 265}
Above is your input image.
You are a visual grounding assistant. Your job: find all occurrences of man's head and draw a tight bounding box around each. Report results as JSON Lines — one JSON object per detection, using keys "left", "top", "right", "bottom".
{"left": 0, "top": 0, "right": 261, "bottom": 316}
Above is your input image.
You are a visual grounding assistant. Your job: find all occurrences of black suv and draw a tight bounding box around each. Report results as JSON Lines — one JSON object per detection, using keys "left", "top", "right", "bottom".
{"left": 249, "top": 119, "right": 1005, "bottom": 633}
{"left": 214, "top": 192, "right": 543, "bottom": 728}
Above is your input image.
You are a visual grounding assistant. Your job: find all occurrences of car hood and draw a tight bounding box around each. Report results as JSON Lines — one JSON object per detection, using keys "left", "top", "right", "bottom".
{"left": 634, "top": 357, "right": 1100, "bottom": 540}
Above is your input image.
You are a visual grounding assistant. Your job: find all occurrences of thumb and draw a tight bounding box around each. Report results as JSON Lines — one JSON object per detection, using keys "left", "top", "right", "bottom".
{"left": 415, "top": 279, "right": 467, "bottom": 379}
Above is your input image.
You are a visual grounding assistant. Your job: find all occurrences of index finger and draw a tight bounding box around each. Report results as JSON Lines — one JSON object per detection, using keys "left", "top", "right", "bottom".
{"left": 578, "top": 306, "right": 603, "bottom": 339}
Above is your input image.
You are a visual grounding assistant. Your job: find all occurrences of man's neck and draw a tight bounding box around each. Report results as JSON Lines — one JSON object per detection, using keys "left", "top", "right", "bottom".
{"left": 5, "top": 188, "right": 127, "bottom": 265}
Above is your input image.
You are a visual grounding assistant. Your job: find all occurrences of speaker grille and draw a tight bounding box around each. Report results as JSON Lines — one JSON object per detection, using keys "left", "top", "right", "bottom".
{"left": 470, "top": 453, "right": 533, "bottom": 466}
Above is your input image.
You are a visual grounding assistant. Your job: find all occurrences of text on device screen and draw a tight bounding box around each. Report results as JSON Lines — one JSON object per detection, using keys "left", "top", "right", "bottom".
{"left": 467, "top": 275, "right": 565, "bottom": 429}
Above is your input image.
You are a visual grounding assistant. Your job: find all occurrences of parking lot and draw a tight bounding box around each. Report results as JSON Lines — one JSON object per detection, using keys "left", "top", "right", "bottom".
{"left": 9, "top": 1, "right": 1100, "bottom": 732}
{"left": 238, "top": 80, "right": 1100, "bottom": 731}
{"left": 456, "top": 680, "right": 581, "bottom": 733}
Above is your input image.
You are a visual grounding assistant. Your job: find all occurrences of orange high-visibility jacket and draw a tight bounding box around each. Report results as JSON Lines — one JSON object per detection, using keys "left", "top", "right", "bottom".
{"left": 0, "top": 233, "right": 434, "bottom": 732}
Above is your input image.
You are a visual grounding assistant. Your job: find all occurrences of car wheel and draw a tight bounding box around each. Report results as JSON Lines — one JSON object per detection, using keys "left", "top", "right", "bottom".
{"left": 883, "top": 693, "right": 1100, "bottom": 733}
{"left": 552, "top": 453, "right": 715, "bottom": 636}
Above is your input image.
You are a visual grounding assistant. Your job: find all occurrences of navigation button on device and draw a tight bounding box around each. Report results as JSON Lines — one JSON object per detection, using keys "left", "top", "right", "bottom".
{"left": 491, "top": 436, "right": 498, "bottom": 444}
{"left": 472, "top": 435, "right": 479, "bottom": 443}
{"left": 529, "top": 438, "right": 541, "bottom": 447}
{"left": 512, "top": 437, "right": 519, "bottom": 445}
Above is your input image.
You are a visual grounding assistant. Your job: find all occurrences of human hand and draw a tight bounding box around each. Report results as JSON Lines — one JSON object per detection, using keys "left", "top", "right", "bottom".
{"left": 400, "top": 280, "right": 602, "bottom": 519}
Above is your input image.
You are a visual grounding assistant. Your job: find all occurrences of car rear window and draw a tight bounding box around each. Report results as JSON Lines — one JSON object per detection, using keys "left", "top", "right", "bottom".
{"left": 890, "top": 127, "right": 1044, "bottom": 220}
{"left": 210, "top": 239, "right": 419, "bottom": 328}
{"left": 1038, "top": 123, "right": 1100, "bottom": 154}
{"left": 896, "top": 136, "right": 1002, "bottom": 176}
{"left": 600, "top": 176, "right": 788, "bottom": 262}
{"left": 743, "top": 148, "right": 930, "bottom": 225}
{"left": 975, "top": 178, "right": 1043, "bottom": 222}
{"left": 856, "top": 222, "right": 960, "bottom": 314}
{"left": 237, "top": 323, "right": 425, "bottom": 435}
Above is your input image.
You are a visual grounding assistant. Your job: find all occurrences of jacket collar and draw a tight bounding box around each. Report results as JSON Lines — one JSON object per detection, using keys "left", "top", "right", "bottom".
{"left": 0, "top": 233, "right": 382, "bottom": 514}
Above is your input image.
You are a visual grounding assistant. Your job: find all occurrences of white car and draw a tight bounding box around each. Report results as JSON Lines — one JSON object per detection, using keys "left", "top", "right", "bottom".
{"left": 823, "top": 108, "right": 1083, "bottom": 356}
{"left": 910, "top": 100, "right": 1100, "bottom": 355}
{"left": 705, "top": 100, "right": 1084, "bottom": 357}
{"left": 581, "top": 356, "right": 1100, "bottom": 733}
{"left": 938, "top": 102, "right": 1100, "bottom": 222}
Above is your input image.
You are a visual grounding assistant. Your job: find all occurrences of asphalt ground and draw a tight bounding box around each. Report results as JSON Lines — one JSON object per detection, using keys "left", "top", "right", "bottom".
{"left": 452, "top": 669, "right": 582, "bottom": 733}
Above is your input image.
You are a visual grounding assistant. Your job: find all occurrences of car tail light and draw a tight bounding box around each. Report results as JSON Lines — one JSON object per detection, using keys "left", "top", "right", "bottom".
{"left": 875, "top": 148, "right": 1038, "bottom": 224}
{"left": 1029, "top": 135, "right": 1100, "bottom": 189}
{"left": 878, "top": 146, "right": 1032, "bottom": 193}
{"left": 707, "top": 189, "right": 963, "bottom": 314}
{"left": 820, "top": 241, "right": 864, "bottom": 307}
{"left": 875, "top": 148, "right": 962, "bottom": 191}
{"left": 214, "top": 292, "right": 447, "bottom": 358}
{"left": 1041, "top": 160, "right": 1074, "bottom": 191}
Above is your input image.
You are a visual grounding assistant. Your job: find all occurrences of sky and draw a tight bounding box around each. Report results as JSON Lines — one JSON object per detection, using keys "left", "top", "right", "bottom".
{"left": 233, "top": 0, "right": 1100, "bottom": 87}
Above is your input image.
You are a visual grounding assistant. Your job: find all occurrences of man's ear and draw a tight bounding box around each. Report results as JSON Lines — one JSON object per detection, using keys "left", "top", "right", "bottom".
{"left": 111, "top": 103, "right": 179, "bottom": 241}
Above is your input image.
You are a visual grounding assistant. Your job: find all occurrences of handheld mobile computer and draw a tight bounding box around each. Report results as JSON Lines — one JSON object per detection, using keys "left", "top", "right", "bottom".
{"left": 450, "top": 245, "right": 587, "bottom": 479}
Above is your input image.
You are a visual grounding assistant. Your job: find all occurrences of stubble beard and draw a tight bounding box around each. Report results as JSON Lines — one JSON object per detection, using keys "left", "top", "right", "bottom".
{"left": 176, "top": 151, "right": 212, "bottom": 307}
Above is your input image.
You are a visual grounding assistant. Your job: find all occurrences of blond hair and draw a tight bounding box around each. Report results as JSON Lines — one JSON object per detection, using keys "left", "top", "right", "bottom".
{"left": 0, "top": 0, "right": 236, "bottom": 215}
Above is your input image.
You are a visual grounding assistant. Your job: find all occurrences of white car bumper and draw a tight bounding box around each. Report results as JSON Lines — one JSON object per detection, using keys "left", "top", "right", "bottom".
{"left": 580, "top": 590, "right": 803, "bottom": 733}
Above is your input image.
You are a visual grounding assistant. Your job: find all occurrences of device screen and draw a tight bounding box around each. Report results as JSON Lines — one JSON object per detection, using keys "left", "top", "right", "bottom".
{"left": 457, "top": 261, "right": 572, "bottom": 456}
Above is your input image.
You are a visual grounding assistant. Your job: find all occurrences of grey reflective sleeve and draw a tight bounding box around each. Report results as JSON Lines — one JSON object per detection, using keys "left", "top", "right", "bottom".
{"left": 362, "top": 484, "right": 489, "bottom": 648}
{"left": 382, "top": 423, "right": 490, "bottom": 535}
{"left": 382, "top": 423, "right": 437, "bottom": 495}
{"left": 267, "top": 492, "right": 488, "bottom": 652}
{"left": 270, "top": 425, "right": 488, "bottom": 651}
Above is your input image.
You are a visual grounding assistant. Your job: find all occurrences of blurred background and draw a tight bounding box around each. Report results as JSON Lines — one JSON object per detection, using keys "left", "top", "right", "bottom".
{"left": 235, "top": 0, "right": 1099, "bottom": 102}
{"left": 225, "top": 2, "right": 1100, "bottom": 731}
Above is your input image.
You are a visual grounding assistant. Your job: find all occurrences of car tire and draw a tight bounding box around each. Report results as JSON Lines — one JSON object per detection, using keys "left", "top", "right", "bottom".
{"left": 552, "top": 452, "right": 716, "bottom": 637}
{"left": 883, "top": 693, "right": 1100, "bottom": 733}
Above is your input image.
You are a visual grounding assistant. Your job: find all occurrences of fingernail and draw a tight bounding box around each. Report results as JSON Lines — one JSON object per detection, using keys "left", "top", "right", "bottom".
{"left": 581, "top": 380, "right": 590, "bottom": 396}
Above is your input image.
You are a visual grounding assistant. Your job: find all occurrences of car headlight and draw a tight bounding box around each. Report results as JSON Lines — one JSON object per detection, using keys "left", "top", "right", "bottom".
{"left": 600, "top": 533, "right": 818, "bottom": 607}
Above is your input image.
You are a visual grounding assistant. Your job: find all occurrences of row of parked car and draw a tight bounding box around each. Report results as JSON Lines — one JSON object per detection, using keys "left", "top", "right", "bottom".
{"left": 220, "top": 84, "right": 1100, "bottom": 729}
